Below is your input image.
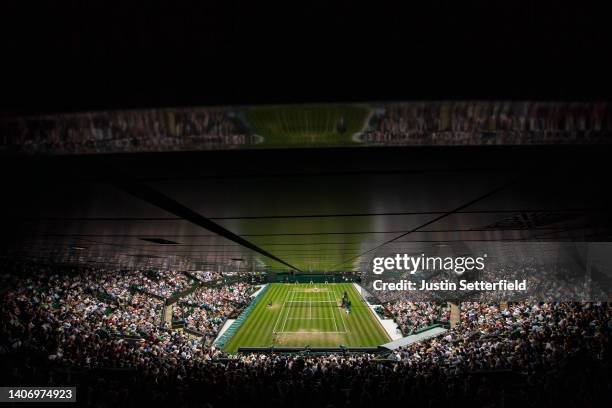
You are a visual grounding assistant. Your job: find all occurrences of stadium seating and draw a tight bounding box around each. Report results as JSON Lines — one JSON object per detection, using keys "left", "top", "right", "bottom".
{"left": 1, "top": 262, "right": 610, "bottom": 407}
{"left": 213, "top": 284, "right": 270, "bottom": 349}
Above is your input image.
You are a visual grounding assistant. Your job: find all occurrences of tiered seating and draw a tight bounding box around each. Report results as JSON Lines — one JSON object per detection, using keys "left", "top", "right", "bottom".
{"left": 213, "top": 285, "right": 269, "bottom": 349}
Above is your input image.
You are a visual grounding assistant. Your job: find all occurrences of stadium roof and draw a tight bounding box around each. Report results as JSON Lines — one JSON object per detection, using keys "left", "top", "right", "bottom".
{"left": 1, "top": 103, "right": 611, "bottom": 273}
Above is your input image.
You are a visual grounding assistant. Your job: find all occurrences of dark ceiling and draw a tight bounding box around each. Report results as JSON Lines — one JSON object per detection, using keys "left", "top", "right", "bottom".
{"left": 2, "top": 142, "right": 611, "bottom": 274}
{"left": 2, "top": 2, "right": 611, "bottom": 114}
{"left": 2, "top": 3, "right": 611, "bottom": 275}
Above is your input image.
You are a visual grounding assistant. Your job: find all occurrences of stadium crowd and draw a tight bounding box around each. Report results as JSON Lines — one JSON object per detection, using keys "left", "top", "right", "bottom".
{"left": 138, "top": 270, "right": 196, "bottom": 299}
{"left": 385, "top": 301, "right": 450, "bottom": 335}
{"left": 173, "top": 282, "right": 254, "bottom": 345}
{"left": 0, "top": 108, "right": 252, "bottom": 154}
{"left": 189, "top": 269, "right": 220, "bottom": 283}
{"left": 1, "top": 262, "right": 610, "bottom": 407}
{"left": 361, "top": 101, "right": 612, "bottom": 146}
{"left": 3, "top": 102, "right": 611, "bottom": 155}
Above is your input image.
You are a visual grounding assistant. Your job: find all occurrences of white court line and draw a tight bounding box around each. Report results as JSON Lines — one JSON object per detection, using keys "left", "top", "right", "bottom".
{"left": 334, "top": 285, "right": 349, "bottom": 333}
{"left": 327, "top": 290, "right": 339, "bottom": 332}
{"left": 276, "top": 285, "right": 349, "bottom": 334}
{"left": 272, "top": 288, "right": 290, "bottom": 334}
{"left": 309, "top": 296, "right": 312, "bottom": 319}
{"left": 280, "top": 331, "right": 348, "bottom": 334}
{"left": 280, "top": 289, "right": 295, "bottom": 334}
{"left": 289, "top": 289, "right": 332, "bottom": 293}
{"left": 336, "top": 288, "right": 350, "bottom": 333}
{"left": 289, "top": 288, "right": 332, "bottom": 291}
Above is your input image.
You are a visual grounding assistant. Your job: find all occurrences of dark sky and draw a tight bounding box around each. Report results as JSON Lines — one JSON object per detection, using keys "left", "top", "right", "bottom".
{"left": 2, "top": 1, "right": 610, "bottom": 114}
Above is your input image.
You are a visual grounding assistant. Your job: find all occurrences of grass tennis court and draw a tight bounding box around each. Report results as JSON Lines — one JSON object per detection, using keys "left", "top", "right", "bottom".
{"left": 223, "top": 283, "right": 390, "bottom": 352}
{"left": 243, "top": 104, "right": 371, "bottom": 147}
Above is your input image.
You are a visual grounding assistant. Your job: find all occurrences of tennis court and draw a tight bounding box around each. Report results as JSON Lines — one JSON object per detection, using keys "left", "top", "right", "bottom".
{"left": 272, "top": 287, "right": 348, "bottom": 334}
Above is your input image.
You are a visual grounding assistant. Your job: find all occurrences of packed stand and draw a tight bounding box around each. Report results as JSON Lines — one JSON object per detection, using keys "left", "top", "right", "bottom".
{"left": 138, "top": 270, "right": 196, "bottom": 299}
{"left": 360, "top": 101, "right": 612, "bottom": 146}
{"left": 188, "top": 269, "right": 222, "bottom": 283}
{"left": 0, "top": 108, "right": 253, "bottom": 154}
{"left": 385, "top": 301, "right": 450, "bottom": 335}
{"left": 1, "top": 262, "right": 610, "bottom": 407}
{"left": 173, "top": 283, "right": 254, "bottom": 344}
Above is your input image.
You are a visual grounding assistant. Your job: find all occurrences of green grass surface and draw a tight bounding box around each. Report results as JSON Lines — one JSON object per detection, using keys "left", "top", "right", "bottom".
{"left": 223, "top": 283, "right": 390, "bottom": 352}
{"left": 244, "top": 104, "right": 371, "bottom": 147}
